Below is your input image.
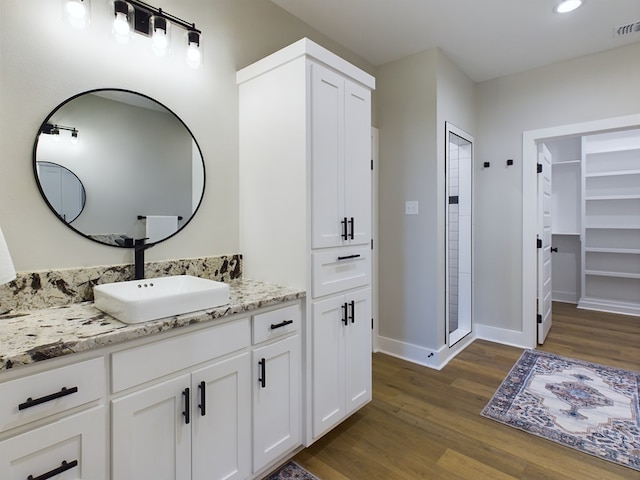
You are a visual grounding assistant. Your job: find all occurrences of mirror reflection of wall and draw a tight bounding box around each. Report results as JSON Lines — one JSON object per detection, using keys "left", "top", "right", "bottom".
{"left": 34, "top": 90, "right": 206, "bottom": 246}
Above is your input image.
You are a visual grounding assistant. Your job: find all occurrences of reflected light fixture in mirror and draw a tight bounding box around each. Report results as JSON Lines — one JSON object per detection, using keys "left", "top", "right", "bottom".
{"left": 0, "top": 225, "right": 16, "bottom": 286}
{"left": 63, "top": 0, "right": 90, "bottom": 30}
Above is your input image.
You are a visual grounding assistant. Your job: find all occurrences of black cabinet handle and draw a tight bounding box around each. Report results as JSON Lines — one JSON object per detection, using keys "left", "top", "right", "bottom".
{"left": 337, "top": 254, "right": 361, "bottom": 261}
{"left": 349, "top": 217, "right": 355, "bottom": 240}
{"left": 198, "top": 381, "right": 206, "bottom": 417}
{"left": 270, "top": 319, "right": 294, "bottom": 330}
{"left": 18, "top": 386, "right": 78, "bottom": 411}
{"left": 258, "top": 358, "right": 266, "bottom": 388}
{"left": 28, "top": 460, "right": 78, "bottom": 480}
{"left": 349, "top": 300, "right": 355, "bottom": 323}
{"left": 183, "top": 388, "right": 190, "bottom": 424}
{"left": 341, "top": 217, "right": 348, "bottom": 240}
{"left": 342, "top": 303, "right": 348, "bottom": 325}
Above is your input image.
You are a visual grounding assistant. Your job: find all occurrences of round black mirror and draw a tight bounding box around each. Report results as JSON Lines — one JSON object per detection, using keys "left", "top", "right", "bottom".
{"left": 33, "top": 89, "right": 205, "bottom": 247}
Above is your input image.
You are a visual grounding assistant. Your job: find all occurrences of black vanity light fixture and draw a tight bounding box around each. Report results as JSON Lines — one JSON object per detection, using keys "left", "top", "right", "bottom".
{"left": 62, "top": 0, "right": 202, "bottom": 68}
{"left": 41, "top": 123, "right": 79, "bottom": 144}
{"left": 111, "top": 0, "right": 202, "bottom": 67}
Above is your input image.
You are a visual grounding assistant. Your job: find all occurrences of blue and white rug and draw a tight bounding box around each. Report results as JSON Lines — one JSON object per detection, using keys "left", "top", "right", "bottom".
{"left": 265, "top": 461, "right": 319, "bottom": 480}
{"left": 482, "top": 350, "right": 640, "bottom": 471}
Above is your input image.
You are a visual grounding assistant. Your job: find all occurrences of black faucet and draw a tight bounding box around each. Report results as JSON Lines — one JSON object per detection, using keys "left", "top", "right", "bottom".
{"left": 134, "top": 238, "right": 153, "bottom": 280}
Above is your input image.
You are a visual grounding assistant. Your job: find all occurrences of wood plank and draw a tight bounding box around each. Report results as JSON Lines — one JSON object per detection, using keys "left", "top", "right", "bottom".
{"left": 292, "top": 303, "right": 639, "bottom": 479}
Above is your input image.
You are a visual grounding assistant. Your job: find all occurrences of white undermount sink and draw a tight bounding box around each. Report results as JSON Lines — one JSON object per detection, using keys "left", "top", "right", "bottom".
{"left": 93, "top": 275, "right": 230, "bottom": 324}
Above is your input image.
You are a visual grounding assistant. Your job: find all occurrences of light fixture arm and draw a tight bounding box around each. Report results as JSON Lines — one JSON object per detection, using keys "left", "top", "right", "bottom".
{"left": 125, "top": 0, "right": 200, "bottom": 36}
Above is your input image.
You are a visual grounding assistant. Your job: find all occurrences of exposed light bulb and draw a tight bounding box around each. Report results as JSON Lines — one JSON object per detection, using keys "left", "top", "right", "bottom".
{"left": 65, "top": 0, "right": 89, "bottom": 30}
{"left": 186, "top": 31, "right": 201, "bottom": 69}
{"left": 187, "top": 42, "right": 201, "bottom": 68}
{"left": 71, "top": 130, "right": 79, "bottom": 145}
{"left": 554, "top": 0, "right": 583, "bottom": 14}
{"left": 113, "top": 12, "right": 130, "bottom": 37}
{"left": 151, "top": 17, "right": 169, "bottom": 56}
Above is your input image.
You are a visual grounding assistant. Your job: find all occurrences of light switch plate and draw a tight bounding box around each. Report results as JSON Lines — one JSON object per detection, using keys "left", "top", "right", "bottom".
{"left": 405, "top": 201, "right": 419, "bottom": 215}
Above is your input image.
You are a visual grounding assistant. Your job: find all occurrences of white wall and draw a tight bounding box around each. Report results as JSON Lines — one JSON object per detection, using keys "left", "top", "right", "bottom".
{"left": 376, "top": 48, "right": 475, "bottom": 365}
{"left": 474, "top": 42, "right": 640, "bottom": 343}
{"left": 0, "top": 0, "right": 373, "bottom": 271}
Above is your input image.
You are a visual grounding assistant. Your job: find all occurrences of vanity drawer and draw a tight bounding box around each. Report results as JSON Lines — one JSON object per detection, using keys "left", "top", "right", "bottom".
{"left": 252, "top": 303, "right": 301, "bottom": 345}
{"left": 112, "top": 317, "right": 250, "bottom": 393}
{"left": 312, "top": 246, "right": 371, "bottom": 298}
{"left": 0, "top": 357, "right": 105, "bottom": 434}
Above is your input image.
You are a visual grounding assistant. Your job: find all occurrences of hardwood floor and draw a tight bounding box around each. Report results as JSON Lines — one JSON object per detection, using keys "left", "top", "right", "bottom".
{"left": 293, "top": 303, "right": 640, "bottom": 479}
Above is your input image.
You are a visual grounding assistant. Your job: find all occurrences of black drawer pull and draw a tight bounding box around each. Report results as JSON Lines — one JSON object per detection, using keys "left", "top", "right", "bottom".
{"left": 198, "top": 381, "right": 206, "bottom": 417}
{"left": 183, "top": 388, "right": 190, "bottom": 424}
{"left": 270, "top": 319, "right": 294, "bottom": 330}
{"left": 28, "top": 459, "right": 78, "bottom": 480}
{"left": 258, "top": 358, "right": 266, "bottom": 388}
{"left": 18, "top": 386, "right": 78, "bottom": 411}
{"left": 349, "top": 300, "right": 355, "bottom": 323}
{"left": 337, "top": 254, "right": 361, "bottom": 261}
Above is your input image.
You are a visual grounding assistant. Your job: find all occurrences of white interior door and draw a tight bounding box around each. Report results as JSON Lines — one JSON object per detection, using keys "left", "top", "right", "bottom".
{"left": 537, "top": 143, "right": 553, "bottom": 344}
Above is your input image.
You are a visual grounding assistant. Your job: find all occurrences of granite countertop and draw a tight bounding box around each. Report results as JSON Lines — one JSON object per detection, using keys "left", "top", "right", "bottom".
{"left": 0, "top": 279, "right": 305, "bottom": 372}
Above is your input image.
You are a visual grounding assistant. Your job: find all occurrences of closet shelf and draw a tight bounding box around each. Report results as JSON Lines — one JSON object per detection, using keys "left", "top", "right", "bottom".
{"left": 552, "top": 160, "right": 581, "bottom": 166}
{"left": 552, "top": 231, "right": 580, "bottom": 236}
{"left": 584, "top": 145, "right": 640, "bottom": 155}
{"left": 584, "top": 270, "right": 640, "bottom": 279}
{"left": 585, "top": 247, "right": 640, "bottom": 254}
{"left": 585, "top": 224, "right": 640, "bottom": 230}
{"left": 584, "top": 194, "right": 640, "bottom": 201}
{"left": 585, "top": 169, "right": 640, "bottom": 178}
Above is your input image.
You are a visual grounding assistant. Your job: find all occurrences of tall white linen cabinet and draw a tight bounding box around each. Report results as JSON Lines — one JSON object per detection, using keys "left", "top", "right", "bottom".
{"left": 237, "top": 38, "right": 376, "bottom": 445}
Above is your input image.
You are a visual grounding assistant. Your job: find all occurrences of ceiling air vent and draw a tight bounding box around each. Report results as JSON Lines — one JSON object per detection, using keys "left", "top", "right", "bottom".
{"left": 615, "top": 21, "right": 640, "bottom": 37}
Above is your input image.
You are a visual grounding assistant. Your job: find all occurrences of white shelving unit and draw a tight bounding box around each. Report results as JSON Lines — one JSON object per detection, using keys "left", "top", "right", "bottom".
{"left": 548, "top": 138, "right": 582, "bottom": 303}
{"left": 578, "top": 129, "right": 640, "bottom": 316}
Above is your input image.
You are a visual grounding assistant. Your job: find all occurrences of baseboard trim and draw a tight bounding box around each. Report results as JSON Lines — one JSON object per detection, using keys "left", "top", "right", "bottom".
{"left": 475, "top": 324, "right": 532, "bottom": 349}
{"left": 578, "top": 298, "right": 640, "bottom": 317}
{"left": 375, "top": 333, "right": 477, "bottom": 370}
{"left": 552, "top": 291, "right": 578, "bottom": 304}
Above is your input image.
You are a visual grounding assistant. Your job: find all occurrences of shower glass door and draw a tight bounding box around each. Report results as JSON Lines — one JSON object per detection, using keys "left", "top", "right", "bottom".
{"left": 445, "top": 123, "right": 473, "bottom": 347}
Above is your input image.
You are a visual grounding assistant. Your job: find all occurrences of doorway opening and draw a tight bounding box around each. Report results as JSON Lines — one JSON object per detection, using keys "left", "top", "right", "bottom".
{"left": 523, "top": 114, "right": 640, "bottom": 347}
{"left": 445, "top": 123, "right": 473, "bottom": 347}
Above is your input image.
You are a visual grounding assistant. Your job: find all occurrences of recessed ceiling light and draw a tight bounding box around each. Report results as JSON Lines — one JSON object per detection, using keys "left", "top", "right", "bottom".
{"left": 554, "top": 0, "right": 583, "bottom": 14}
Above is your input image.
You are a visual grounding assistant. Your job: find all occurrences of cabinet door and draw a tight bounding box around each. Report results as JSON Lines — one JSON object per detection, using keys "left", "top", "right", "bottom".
{"left": 0, "top": 407, "right": 106, "bottom": 480}
{"left": 345, "top": 288, "right": 372, "bottom": 414}
{"left": 252, "top": 335, "right": 300, "bottom": 472}
{"left": 311, "top": 63, "right": 345, "bottom": 249}
{"left": 112, "top": 375, "right": 191, "bottom": 480}
{"left": 311, "top": 295, "right": 346, "bottom": 438}
{"left": 191, "top": 352, "right": 251, "bottom": 480}
{"left": 344, "top": 80, "right": 372, "bottom": 246}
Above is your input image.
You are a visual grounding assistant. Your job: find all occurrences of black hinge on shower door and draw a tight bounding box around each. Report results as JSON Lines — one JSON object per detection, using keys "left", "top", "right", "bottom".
{"left": 449, "top": 195, "right": 459, "bottom": 204}
{"left": 537, "top": 314, "right": 542, "bottom": 324}
{"left": 537, "top": 163, "right": 543, "bottom": 173}
{"left": 537, "top": 238, "right": 542, "bottom": 249}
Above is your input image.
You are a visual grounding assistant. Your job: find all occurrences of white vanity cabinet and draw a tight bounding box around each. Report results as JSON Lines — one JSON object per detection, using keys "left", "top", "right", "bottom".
{"left": 311, "top": 288, "right": 371, "bottom": 438}
{"left": 238, "top": 38, "right": 375, "bottom": 446}
{"left": 310, "top": 62, "right": 372, "bottom": 249}
{"left": 111, "top": 318, "right": 252, "bottom": 480}
{"left": 251, "top": 304, "right": 301, "bottom": 473}
{"left": 0, "top": 357, "right": 107, "bottom": 479}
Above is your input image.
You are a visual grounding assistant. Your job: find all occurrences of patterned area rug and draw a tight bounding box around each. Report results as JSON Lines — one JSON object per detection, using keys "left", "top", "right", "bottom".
{"left": 265, "top": 461, "right": 320, "bottom": 480}
{"left": 482, "top": 350, "right": 640, "bottom": 471}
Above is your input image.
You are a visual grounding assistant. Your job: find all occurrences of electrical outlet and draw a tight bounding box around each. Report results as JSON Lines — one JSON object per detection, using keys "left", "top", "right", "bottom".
{"left": 405, "top": 201, "right": 419, "bottom": 215}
